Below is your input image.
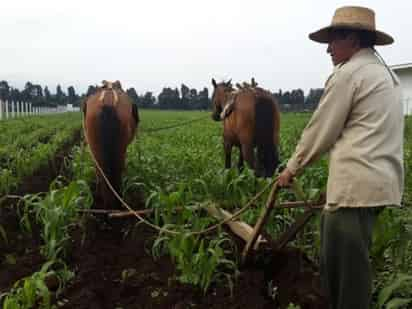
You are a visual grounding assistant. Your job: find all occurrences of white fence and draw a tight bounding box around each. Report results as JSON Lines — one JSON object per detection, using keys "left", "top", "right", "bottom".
{"left": 0, "top": 100, "right": 70, "bottom": 120}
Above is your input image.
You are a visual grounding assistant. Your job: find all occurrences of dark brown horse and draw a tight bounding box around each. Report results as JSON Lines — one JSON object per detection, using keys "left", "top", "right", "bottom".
{"left": 83, "top": 80, "right": 139, "bottom": 209}
{"left": 211, "top": 78, "right": 280, "bottom": 177}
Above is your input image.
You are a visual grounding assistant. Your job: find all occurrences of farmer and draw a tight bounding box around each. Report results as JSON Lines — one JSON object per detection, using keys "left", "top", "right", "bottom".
{"left": 278, "top": 6, "right": 404, "bottom": 309}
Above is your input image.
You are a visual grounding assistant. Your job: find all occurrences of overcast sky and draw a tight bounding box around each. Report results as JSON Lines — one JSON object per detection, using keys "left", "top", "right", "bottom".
{"left": 1, "top": 0, "right": 411, "bottom": 96}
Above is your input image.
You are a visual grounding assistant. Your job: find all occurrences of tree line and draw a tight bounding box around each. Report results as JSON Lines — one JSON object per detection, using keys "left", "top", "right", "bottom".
{"left": 0, "top": 81, "right": 79, "bottom": 107}
{"left": 0, "top": 80, "right": 323, "bottom": 111}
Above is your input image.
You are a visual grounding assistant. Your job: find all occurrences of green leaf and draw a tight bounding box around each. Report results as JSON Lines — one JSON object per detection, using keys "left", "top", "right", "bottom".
{"left": 0, "top": 224, "right": 8, "bottom": 245}
{"left": 378, "top": 274, "right": 412, "bottom": 307}
{"left": 386, "top": 297, "right": 412, "bottom": 309}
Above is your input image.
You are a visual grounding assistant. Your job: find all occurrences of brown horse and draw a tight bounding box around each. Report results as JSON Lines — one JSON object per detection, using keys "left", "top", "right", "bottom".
{"left": 211, "top": 78, "right": 280, "bottom": 177}
{"left": 83, "top": 80, "right": 139, "bottom": 209}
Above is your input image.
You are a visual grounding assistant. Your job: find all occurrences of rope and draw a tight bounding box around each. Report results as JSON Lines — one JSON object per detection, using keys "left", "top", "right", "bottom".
{"left": 373, "top": 47, "right": 399, "bottom": 86}
{"left": 0, "top": 194, "right": 24, "bottom": 205}
{"left": 140, "top": 115, "right": 210, "bottom": 134}
{"left": 82, "top": 115, "right": 277, "bottom": 236}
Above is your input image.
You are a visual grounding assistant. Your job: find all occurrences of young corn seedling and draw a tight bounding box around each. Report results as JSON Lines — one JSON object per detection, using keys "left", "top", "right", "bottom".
{"left": 19, "top": 180, "right": 92, "bottom": 261}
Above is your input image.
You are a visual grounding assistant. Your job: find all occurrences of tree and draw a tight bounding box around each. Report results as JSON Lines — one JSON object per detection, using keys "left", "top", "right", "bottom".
{"left": 9, "top": 88, "right": 21, "bottom": 102}
{"left": 126, "top": 87, "right": 139, "bottom": 106}
{"left": 305, "top": 88, "right": 324, "bottom": 109}
{"left": 56, "top": 85, "right": 66, "bottom": 105}
{"left": 67, "top": 86, "right": 77, "bottom": 105}
{"left": 21, "top": 82, "right": 45, "bottom": 106}
{"left": 21, "top": 81, "right": 34, "bottom": 102}
{"left": 86, "top": 85, "right": 97, "bottom": 96}
{"left": 158, "top": 87, "right": 180, "bottom": 109}
{"left": 188, "top": 88, "right": 198, "bottom": 109}
{"left": 0, "top": 81, "right": 10, "bottom": 100}
{"left": 181, "top": 84, "right": 190, "bottom": 109}
{"left": 197, "top": 87, "right": 210, "bottom": 110}
{"left": 44, "top": 86, "right": 51, "bottom": 103}
{"left": 140, "top": 92, "right": 156, "bottom": 108}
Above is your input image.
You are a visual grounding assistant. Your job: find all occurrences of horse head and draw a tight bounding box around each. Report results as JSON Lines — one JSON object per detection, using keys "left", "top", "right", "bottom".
{"left": 211, "top": 78, "right": 233, "bottom": 121}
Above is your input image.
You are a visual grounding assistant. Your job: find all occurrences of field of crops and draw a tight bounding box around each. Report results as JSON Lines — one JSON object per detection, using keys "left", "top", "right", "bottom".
{"left": 0, "top": 111, "right": 411, "bottom": 309}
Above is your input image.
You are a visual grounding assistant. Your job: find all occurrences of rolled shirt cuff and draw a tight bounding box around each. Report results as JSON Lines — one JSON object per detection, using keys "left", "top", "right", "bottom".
{"left": 286, "top": 158, "right": 300, "bottom": 176}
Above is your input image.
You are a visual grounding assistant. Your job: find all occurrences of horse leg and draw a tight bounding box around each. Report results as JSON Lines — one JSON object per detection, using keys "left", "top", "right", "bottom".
{"left": 256, "top": 146, "right": 265, "bottom": 177}
{"left": 241, "top": 143, "right": 255, "bottom": 171}
{"left": 224, "top": 141, "right": 232, "bottom": 169}
{"left": 237, "top": 145, "right": 244, "bottom": 171}
{"left": 95, "top": 172, "right": 104, "bottom": 206}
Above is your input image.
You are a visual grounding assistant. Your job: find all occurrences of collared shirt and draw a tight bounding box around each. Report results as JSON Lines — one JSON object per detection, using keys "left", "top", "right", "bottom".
{"left": 287, "top": 48, "right": 404, "bottom": 210}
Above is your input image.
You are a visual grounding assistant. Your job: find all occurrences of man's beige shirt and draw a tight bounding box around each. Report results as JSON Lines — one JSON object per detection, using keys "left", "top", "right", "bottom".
{"left": 287, "top": 48, "right": 404, "bottom": 210}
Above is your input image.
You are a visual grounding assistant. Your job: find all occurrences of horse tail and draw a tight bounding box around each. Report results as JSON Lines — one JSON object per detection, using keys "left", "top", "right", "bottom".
{"left": 255, "top": 96, "right": 280, "bottom": 177}
{"left": 99, "top": 104, "right": 121, "bottom": 207}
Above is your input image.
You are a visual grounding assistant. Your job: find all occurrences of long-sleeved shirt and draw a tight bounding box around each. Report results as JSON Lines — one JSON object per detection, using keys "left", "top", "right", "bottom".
{"left": 287, "top": 48, "right": 404, "bottom": 209}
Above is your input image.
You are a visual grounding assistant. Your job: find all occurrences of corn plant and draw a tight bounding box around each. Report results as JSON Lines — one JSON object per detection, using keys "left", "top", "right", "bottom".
{"left": 376, "top": 274, "right": 412, "bottom": 309}
{"left": 286, "top": 304, "right": 301, "bottom": 309}
{"left": 0, "top": 169, "right": 18, "bottom": 195}
{"left": 19, "top": 179, "right": 92, "bottom": 260}
{"left": 152, "top": 228, "right": 239, "bottom": 294}
{"left": 0, "top": 260, "right": 74, "bottom": 309}
{"left": 66, "top": 145, "right": 95, "bottom": 183}
{"left": 0, "top": 223, "right": 8, "bottom": 245}
{"left": 372, "top": 208, "right": 412, "bottom": 272}
{"left": 0, "top": 113, "right": 81, "bottom": 195}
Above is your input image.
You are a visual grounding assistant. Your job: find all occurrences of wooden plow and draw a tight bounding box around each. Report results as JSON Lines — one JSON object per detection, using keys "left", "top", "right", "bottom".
{"left": 203, "top": 182, "right": 324, "bottom": 265}
{"left": 240, "top": 183, "right": 324, "bottom": 264}
{"left": 80, "top": 181, "right": 324, "bottom": 265}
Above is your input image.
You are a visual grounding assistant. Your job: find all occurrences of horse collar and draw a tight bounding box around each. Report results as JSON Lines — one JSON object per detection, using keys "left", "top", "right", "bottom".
{"left": 220, "top": 94, "right": 236, "bottom": 120}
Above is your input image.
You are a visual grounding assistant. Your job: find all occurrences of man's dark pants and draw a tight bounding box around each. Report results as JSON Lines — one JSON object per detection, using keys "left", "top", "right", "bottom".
{"left": 320, "top": 207, "right": 382, "bottom": 309}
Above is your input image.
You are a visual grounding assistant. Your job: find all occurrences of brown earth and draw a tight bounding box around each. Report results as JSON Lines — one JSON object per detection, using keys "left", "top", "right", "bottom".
{"left": 58, "top": 215, "right": 328, "bottom": 309}
{"left": 0, "top": 128, "right": 328, "bottom": 308}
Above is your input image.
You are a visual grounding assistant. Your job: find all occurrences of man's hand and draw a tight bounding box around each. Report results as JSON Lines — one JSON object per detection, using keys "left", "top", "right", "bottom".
{"left": 278, "top": 167, "right": 295, "bottom": 187}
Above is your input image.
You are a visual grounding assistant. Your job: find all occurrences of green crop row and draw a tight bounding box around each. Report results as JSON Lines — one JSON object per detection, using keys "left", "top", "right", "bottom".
{"left": 0, "top": 113, "right": 81, "bottom": 195}
{"left": 1, "top": 144, "right": 93, "bottom": 309}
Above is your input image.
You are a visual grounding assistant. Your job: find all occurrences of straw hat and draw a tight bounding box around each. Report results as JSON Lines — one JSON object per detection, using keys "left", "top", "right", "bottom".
{"left": 309, "top": 6, "right": 393, "bottom": 45}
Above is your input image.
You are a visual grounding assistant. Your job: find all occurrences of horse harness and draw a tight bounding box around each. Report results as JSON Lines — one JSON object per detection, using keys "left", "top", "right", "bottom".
{"left": 220, "top": 92, "right": 238, "bottom": 120}
{"left": 99, "top": 81, "right": 120, "bottom": 106}
{"left": 220, "top": 87, "right": 274, "bottom": 121}
{"left": 83, "top": 81, "right": 139, "bottom": 124}
{"left": 220, "top": 88, "right": 259, "bottom": 120}
{"left": 220, "top": 96, "right": 235, "bottom": 120}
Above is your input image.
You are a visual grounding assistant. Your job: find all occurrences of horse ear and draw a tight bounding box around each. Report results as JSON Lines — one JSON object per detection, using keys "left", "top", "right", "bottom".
{"left": 114, "top": 80, "right": 122, "bottom": 90}
{"left": 226, "top": 79, "right": 232, "bottom": 87}
{"left": 102, "top": 80, "right": 111, "bottom": 89}
{"left": 251, "top": 78, "right": 257, "bottom": 87}
{"left": 212, "top": 78, "right": 217, "bottom": 88}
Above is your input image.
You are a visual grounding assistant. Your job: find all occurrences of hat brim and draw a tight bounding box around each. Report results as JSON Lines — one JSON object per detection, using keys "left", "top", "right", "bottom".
{"left": 309, "top": 25, "right": 394, "bottom": 45}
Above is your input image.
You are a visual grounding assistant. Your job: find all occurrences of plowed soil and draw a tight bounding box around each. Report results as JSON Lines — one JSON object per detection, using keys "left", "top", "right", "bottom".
{"left": 58, "top": 216, "right": 328, "bottom": 309}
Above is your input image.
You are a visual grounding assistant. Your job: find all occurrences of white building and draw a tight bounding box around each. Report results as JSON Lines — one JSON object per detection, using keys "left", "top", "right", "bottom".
{"left": 391, "top": 63, "right": 412, "bottom": 115}
{"left": 66, "top": 103, "right": 80, "bottom": 112}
